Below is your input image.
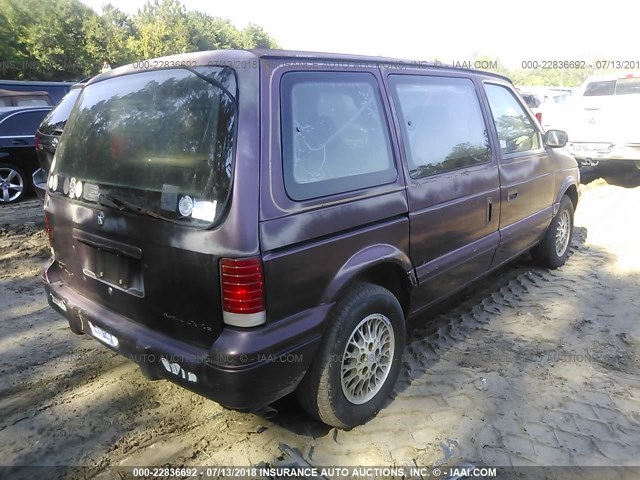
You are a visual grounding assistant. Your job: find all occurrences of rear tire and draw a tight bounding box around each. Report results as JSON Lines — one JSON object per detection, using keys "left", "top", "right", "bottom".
{"left": 296, "top": 283, "right": 405, "bottom": 429}
{"left": 533, "top": 195, "right": 574, "bottom": 269}
{"left": 0, "top": 163, "right": 27, "bottom": 204}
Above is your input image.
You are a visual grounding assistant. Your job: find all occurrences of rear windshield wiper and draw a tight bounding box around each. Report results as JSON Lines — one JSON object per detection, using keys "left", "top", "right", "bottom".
{"left": 182, "top": 66, "right": 237, "bottom": 105}
{"left": 98, "top": 192, "right": 177, "bottom": 224}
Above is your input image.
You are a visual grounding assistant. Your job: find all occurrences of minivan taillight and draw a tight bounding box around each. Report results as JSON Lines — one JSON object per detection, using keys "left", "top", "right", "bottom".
{"left": 535, "top": 112, "right": 542, "bottom": 123}
{"left": 44, "top": 214, "right": 53, "bottom": 247}
{"left": 220, "top": 257, "right": 266, "bottom": 327}
{"left": 44, "top": 213, "right": 55, "bottom": 257}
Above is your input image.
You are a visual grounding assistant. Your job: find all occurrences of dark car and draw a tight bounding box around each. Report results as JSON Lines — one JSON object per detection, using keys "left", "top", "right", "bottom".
{"left": 42, "top": 50, "right": 579, "bottom": 428}
{"left": 0, "top": 106, "right": 52, "bottom": 203}
{"left": 33, "top": 84, "right": 85, "bottom": 200}
{"left": 0, "top": 88, "right": 53, "bottom": 107}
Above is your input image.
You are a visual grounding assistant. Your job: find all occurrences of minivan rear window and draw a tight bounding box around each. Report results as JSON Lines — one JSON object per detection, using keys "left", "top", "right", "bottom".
{"left": 280, "top": 72, "right": 396, "bottom": 201}
{"left": 52, "top": 67, "right": 237, "bottom": 227}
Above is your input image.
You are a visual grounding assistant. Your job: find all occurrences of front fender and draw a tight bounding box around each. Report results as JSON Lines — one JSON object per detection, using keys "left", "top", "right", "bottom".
{"left": 321, "top": 244, "right": 415, "bottom": 303}
{"left": 556, "top": 174, "right": 579, "bottom": 207}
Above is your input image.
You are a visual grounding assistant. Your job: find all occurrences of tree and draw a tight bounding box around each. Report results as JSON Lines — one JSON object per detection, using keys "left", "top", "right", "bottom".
{"left": 84, "top": 4, "right": 138, "bottom": 67}
{"left": 242, "top": 23, "right": 279, "bottom": 49}
{"left": 133, "top": 0, "right": 191, "bottom": 58}
{"left": 187, "top": 12, "right": 244, "bottom": 51}
{"left": 0, "top": 0, "right": 279, "bottom": 80}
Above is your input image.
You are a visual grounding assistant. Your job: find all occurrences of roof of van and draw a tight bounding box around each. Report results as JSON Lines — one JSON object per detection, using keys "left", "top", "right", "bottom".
{"left": 582, "top": 72, "right": 640, "bottom": 82}
{"left": 252, "top": 49, "right": 513, "bottom": 82}
{"left": 0, "top": 88, "right": 50, "bottom": 97}
{"left": 0, "top": 80, "right": 75, "bottom": 87}
{"left": 89, "top": 49, "right": 513, "bottom": 84}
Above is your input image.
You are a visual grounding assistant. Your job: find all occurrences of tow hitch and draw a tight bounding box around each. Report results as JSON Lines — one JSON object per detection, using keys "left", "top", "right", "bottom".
{"left": 580, "top": 158, "right": 600, "bottom": 167}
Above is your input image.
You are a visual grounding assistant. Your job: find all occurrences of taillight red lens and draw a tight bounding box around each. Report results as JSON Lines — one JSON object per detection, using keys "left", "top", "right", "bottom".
{"left": 220, "top": 257, "right": 265, "bottom": 314}
{"left": 44, "top": 214, "right": 53, "bottom": 247}
{"left": 535, "top": 112, "right": 542, "bottom": 123}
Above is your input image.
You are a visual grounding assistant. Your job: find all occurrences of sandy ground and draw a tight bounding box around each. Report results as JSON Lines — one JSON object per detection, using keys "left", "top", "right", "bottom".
{"left": 1, "top": 165, "right": 640, "bottom": 479}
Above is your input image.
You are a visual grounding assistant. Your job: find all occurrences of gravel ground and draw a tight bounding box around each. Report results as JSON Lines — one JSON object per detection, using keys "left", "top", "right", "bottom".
{"left": 1, "top": 166, "right": 640, "bottom": 480}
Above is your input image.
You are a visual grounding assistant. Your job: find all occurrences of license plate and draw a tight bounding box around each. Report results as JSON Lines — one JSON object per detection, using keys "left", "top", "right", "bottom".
{"left": 583, "top": 143, "right": 610, "bottom": 153}
{"left": 88, "top": 321, "right": 119, "bottom": 348}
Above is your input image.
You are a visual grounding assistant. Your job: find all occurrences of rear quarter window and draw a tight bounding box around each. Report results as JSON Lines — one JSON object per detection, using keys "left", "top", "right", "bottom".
{"left": 280, "top": 71, "right": 396, "bottom": 201}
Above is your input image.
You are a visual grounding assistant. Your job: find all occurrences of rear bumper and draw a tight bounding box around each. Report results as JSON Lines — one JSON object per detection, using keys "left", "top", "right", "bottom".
{"left": 568, "top": 142, "right": 640, "bottom": 161}
{"left": 42, "top": 258, "right": 329, "bottom": 410}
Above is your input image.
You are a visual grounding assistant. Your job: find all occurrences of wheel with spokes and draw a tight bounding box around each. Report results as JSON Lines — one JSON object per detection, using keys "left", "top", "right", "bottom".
{"left": 533, "top": 195, "right": 574, "bottom": 268}
{"left": 297, "top": 283, "right": 405, "bottom": 429}
{"left": 0, "top": 163, "right": 27, "bottom": 204}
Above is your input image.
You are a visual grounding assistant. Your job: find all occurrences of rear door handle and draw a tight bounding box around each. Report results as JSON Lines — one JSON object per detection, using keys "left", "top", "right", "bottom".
{"left": 12, "top": 139, "right": 28, "bottom": 145}
{"left": 507, "top": 190, "right": 518, "bottom": 201}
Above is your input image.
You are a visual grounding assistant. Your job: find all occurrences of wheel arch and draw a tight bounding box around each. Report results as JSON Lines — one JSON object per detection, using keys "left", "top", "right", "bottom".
{"left": 321, "top": 244, "right": 415, "bottom": 318}
{"left": 557, "top": 176, "right": 579, "bottom": 211}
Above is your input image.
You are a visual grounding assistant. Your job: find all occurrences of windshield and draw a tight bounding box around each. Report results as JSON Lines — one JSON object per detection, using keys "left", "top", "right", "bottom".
{"left": 51, "top": 67, "right": 237, "bottom": 227}
{"left": 39, "top": 88, "right": 82, "bottom": 135}
{"left": 583, "top": 80, "right": 616, "bottom": 96}
{"left": 521, "top": 94, "right": 541, "bottom": 108}
{"left": 615, "top": 77, "right": 640, "bottom": 95}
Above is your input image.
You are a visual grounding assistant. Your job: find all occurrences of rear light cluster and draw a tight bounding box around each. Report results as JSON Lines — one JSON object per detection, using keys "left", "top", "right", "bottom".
{"left": 44, "top": 213, "right": 53, "bottom": 247}
{"left": 220, "top": 257, "right": 266, "bottom": 327}
{"left": 535, "top": 112, "right": 543, "bottom": 123}
{"left": 44, "top": 213, "right": 55, "bottom": 257}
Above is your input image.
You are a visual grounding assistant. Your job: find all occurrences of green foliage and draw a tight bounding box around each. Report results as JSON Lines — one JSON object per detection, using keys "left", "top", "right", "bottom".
{"left": 1, "top": 0, "right": 599, "bottom": 88}
{"left": 505, "top": 68, "right": 593, "bottom": 88}
{"left": 0, "top": 0, "right": 279, "bottom": 80}
{"left": 467, "top": 53, "right": 594, "bottom": 87}
{"left": 241, "top": 23, "right": 279, "bottom": 49}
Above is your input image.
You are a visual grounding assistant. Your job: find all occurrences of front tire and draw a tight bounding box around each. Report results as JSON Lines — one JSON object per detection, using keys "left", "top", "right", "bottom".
{"left": 533, "top": 195, "right": 574, "bottom": 268}
{"left": 297, "top": 283, "right": 405, "bottom": 429}
{"left": 0, "top": 163, "right": 28, "bottom": 204}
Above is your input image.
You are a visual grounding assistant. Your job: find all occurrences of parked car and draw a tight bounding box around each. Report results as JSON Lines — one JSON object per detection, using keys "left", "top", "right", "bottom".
{"left": 0, "top": 80, "right": 74, "bottom": 105}
{"left": 33, "top": 83, "right": 85, "bottom": 200}
{"left": 564, "top": 73, "right": 640, "bottom": 169}
{"left": 42, "top": 50, "right": 579, "bottom": 428}
{"left": 518, "top": 87, "right": 572, "bottom": 129}
{"left": 0, "top": 106, "right": 52, "bottom": 204}
{"left": 0, "top": 88, "right": 53, "bottom": 107}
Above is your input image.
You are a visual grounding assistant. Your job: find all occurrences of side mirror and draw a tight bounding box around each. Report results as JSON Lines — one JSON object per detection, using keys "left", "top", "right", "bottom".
{"left": 544, "top": 129, "right": 568, "bottom": 148}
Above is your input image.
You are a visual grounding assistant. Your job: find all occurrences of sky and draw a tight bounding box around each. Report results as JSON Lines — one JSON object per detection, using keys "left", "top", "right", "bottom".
{"left": 80, "top": 0, "right": 637, "bottom": 69}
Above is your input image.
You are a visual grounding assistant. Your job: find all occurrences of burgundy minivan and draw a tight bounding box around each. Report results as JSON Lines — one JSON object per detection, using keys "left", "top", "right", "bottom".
{"left": 42, "top": 49, "right": 579, "bottom": 428}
